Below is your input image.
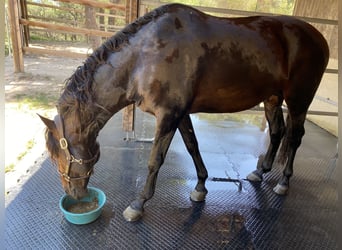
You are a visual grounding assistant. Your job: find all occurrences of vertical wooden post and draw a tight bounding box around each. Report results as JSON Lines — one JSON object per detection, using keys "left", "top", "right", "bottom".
{"left": 122, "top": 0, "right": 139, "bottom": 133}
{"left": 85, "top": 5, "right": 101, "bottom": 50}
{"left": 7, "top": 0, "right": 24, "bottom": 72}
{"left": 20, "top": 0, "right": 30, "bottom": 47}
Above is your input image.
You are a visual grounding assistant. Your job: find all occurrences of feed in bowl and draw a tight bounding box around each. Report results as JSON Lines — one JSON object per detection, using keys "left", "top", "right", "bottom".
{"left": 59, "top": 187, "right": 106, "bottom": 225}
{"left": 66, "top": 197, "right": 99, "bottom": 213}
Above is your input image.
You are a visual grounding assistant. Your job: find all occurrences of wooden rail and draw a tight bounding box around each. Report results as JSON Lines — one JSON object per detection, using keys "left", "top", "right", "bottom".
{"left": 251, "top": 106, "right": 338, "bottom": 117}
{"left": 26, "top": 1, "right": 84, "bottom": 14}
{"left": 141, "top": 0, "right": 338, "bottom": 25}
{"left": 57, "top": 0, "right": 126, "bottom": 11}
{"left": 19, "top": 18, "right": 114, "bottom": 38}
{"left": 23, "top": 46, "right": 87, "bottom": 59}
{"left": 10, "top": 0, "right": 127, "bottom": 61}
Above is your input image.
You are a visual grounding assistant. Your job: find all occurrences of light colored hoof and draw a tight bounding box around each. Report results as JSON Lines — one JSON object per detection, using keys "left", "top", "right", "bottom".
{"left": 273, "top": 184, "right": 288, "bottom": 195}
{"left": 247, "top": 172, "right": 262, "bottom": 182}
{"left": 123, "top": 206, "right": 143, "bottom": 222}
{"left": 190, "top": 190, "right": 207, "bottom": 202}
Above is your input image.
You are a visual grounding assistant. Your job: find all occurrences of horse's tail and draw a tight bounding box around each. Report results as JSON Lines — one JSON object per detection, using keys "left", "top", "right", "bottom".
{"left": 276, "top": 17, "right": 330, "bottom": 166}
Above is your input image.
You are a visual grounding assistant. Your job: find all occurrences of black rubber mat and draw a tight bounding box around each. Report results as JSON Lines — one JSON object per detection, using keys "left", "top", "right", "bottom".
{"left": 5, "top": 110, "right": 337, "bottom": 249}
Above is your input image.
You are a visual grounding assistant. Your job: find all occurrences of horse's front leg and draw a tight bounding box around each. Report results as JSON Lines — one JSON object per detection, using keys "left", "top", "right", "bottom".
{"left": 123, "top": 116, "right": 178, "bottom": 222}
{"left": 178, "top": 115, "right": 208, "bottom": 202}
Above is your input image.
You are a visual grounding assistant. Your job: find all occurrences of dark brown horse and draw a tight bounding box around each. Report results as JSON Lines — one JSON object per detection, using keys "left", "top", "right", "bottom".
{"left": 39, "top": 3, "right": 329, "bottom": 221}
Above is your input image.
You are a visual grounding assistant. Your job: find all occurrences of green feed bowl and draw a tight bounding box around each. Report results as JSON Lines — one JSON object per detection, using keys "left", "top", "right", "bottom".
{"left": 59, "top": 187, "right": 106, "bottom": 225}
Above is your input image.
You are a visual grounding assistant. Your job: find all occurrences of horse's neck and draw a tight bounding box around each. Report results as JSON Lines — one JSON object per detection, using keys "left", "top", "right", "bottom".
{"left": 92, "top": 48, "right": 135, "bottom": 116}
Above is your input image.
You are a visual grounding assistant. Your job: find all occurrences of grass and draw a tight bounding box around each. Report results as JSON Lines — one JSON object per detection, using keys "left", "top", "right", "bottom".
{"left": 17, "top": 139, "right": 35, "bottom": 161}
{"left": 5, "top": 139, "right": 36, "bottom": 173}
{"left": 5, "top": 164, "right": 15, "bottom": 173}
{"left": 14, "top": 92, "right": 57, "bottom": 110}
{"left": 5, "top": 92, "right": 56, "bottom": 173}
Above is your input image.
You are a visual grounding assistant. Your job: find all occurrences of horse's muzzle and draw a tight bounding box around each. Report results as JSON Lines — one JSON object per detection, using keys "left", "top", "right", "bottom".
{"left": 66, "top": 186, "right": 89, "bottom": 200}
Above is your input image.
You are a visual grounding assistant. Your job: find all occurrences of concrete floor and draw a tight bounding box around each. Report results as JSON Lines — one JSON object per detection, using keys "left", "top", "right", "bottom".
{"left": 5, "top": 110, "right": 337, "bottom": 249}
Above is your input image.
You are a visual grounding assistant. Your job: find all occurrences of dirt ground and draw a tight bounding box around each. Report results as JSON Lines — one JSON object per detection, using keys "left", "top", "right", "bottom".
{"left": 5, "top": 54, "right": 85, "bottom": 192}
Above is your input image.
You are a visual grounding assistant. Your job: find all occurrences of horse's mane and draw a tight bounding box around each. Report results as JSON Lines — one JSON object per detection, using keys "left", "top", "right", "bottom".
{"left": 55, "top": 4, "right": 171, "bottom": 140}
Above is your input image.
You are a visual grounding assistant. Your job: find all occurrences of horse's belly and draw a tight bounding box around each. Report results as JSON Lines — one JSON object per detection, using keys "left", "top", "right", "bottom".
{"left": 189, "top": 87, "right": 270, "bottom": 113}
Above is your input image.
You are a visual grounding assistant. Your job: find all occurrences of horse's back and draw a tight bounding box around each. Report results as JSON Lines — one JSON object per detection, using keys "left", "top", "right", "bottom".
{"left": 133, "top": 4, "right": 329, "bottom": 114}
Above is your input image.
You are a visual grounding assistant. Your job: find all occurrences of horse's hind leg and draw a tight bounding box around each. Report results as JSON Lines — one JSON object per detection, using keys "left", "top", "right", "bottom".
{"left": 273, "top": 111, "right": 306, "bottom": 195}
{"left": 247, "top": 95, "right": 285, "bottom": 181}
{"left": 178, "top": 115, "right": 208, "bottom": 202}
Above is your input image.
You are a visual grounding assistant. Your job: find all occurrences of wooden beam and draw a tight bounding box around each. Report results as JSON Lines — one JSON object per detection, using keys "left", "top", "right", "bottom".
{"left": 122, "top": 104, "right": 136, "bottom": 132}
{"left": 23, "top": 46, "right": 87, "bottom": 59}
{"left": 20, "top": 0, "right": 30, "bottom": 46}
{"left": 142, "top": 0, "right": 338, "bottom": 25}
{"left": 27, "top": 1, "right": 84, "bottom": 13}
{"left": 7, "top": 0, "right": 24, "bottom": 72}
{"left": 56, "top": 0, "right": 126, "bottom": 11}
{"left": 19, "top": 18, "right": 114, "bottom": 38}
{"left": 122, "top": 0, "right": 140, "bottom": 133}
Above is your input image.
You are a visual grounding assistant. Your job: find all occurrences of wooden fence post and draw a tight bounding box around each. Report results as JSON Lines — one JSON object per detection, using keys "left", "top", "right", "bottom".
{"left": 122, "top": 0, "right": 139, "bottom": 134}
{"left": 7, "top": 0, "right": 24, "bottom": 72}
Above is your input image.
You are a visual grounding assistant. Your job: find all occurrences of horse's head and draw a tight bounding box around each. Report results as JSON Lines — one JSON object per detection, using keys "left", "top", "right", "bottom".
{"left": 38, "top": 113, "right": 100, "bottom": 199}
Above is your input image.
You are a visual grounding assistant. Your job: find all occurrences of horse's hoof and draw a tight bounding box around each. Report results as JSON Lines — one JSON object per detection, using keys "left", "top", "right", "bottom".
{"left": 273, "top": 184, "right": 288, "bottom": 195}
{"left": 190, "top": 190, "right": 207, "bottom": 202}
{"left": 246, "top": 171, "right": 263, "bottom": 182}
{"left": 123, "top": 206, "right": 143, "bottom": 222}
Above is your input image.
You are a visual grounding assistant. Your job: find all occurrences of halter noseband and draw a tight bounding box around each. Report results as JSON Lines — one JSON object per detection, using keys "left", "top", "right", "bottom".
{"left": 55, "top": 115, "right": 99, "bottom": 182}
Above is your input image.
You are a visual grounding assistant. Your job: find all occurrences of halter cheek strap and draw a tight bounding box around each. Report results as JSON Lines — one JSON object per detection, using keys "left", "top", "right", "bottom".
{"left": 54, "top": 115, "right": 99, "bottom": 182}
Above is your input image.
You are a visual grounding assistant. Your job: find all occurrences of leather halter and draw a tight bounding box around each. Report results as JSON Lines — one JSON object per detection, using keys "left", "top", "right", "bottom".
{"left": 54, "top": 115, "right": 99, "bottom": 182}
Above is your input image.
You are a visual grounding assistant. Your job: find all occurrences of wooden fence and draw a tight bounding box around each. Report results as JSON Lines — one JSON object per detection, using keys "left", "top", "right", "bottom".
{"left": 7, "top": 0, "right": 137, "bottom": 72}
{"left": 7, "top": 0, "right": 139, "bottom": 132}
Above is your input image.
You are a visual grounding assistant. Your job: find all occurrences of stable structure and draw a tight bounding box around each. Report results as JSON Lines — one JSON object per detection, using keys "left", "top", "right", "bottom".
{"left": 7, "top": 0, "right": 139, "bottom": 132}
{"left": 7, "top": 0, "right": 338, "bottom": 69}
{"left": 292, "top": 0, "right": 338, "bottom": 135}
{"left": 7, "top": 0, "right": 338, "bottom": 135}
{"left": 4, "top": 1, "right": 338, "bottom": 248}
{"left": 7, "top": 0, "right": 132, "bottom": 67}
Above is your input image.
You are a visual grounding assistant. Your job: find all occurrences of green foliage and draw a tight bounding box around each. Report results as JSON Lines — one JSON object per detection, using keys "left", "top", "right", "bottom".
{"left": 5, "top": 163, "right": 15, "bottom": 173}
{"left": 5, "top": 139, "right": 36, "bottom": 173}
{"left": 27, "top": 0, "right": 126, "bottom": 42}
{"left": 14, "top": 92, "right": 57, "bottom": 110}
{"left": 20, "top": 0, "right": 295, "bottom": 43}
{"left": 27, "top": 0, "right": 84, "bottom": 41}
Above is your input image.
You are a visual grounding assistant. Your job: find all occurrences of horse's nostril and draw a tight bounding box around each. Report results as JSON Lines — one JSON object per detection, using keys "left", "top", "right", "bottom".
{"left": 68, "top": 186, "right": 88, "bottom": 200}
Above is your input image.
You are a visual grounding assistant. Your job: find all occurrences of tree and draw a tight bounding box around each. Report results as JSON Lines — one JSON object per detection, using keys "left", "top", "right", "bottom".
{"left": 85, "top": 5, "right": 101, "bottom": 49}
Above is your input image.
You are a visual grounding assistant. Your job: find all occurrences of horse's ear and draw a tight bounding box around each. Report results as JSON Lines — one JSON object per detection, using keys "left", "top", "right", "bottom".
{"left": 37, "top": 114, "right": 56, "bottom": 131}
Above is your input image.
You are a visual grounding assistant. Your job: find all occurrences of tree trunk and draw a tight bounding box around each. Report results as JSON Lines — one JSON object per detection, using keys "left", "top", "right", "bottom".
{"left": 85, "top": 6, "right": 101, "bottom": 50}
